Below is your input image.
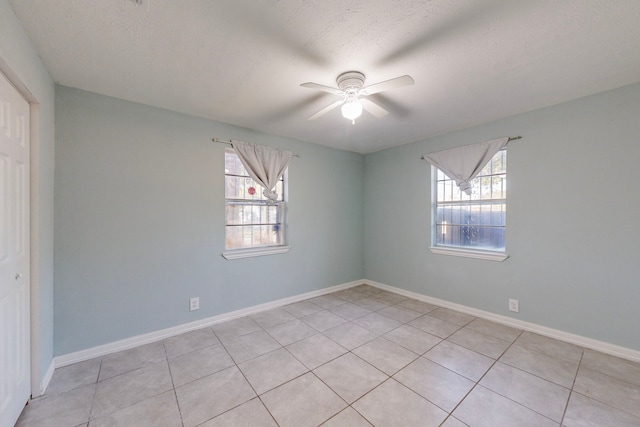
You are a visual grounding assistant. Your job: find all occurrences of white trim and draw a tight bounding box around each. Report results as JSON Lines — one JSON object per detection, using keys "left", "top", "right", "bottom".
{"left": 38, "top": 359, "right": 55, "bottom": 396}
{"left": 222, "top": 245, "right": 290, "bottom": 260}
{"left": 430, "top": 246, "right": 509, "bottom": 262}
{"left": 54, "top": 280, "right": 362, "bottom": 368}
{"left": 0, "top": 62, "right": 46, "bottom": 400}
{"left": 29, "top": 102, "right": 43, "bottom": 398}
{"left": 364, "top": 279, "right": 640, "bottom": 363}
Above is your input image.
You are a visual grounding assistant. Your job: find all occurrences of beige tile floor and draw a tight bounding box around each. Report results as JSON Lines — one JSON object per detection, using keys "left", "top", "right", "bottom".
{"left": 16, "top": 285, "right": 640, "bottom": 427}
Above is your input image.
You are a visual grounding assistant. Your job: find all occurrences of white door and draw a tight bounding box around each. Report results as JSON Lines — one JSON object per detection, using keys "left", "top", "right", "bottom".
{"left": 0, "top": 70, "right": 30, "bottom": 427}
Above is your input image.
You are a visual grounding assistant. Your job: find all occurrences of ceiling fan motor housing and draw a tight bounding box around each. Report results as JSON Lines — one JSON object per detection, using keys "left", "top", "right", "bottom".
{"left": 302, "top": 70, "right": 412, "bottom": 120}
{"left": 337, "top": 71, "right": 365, "bottom": 94}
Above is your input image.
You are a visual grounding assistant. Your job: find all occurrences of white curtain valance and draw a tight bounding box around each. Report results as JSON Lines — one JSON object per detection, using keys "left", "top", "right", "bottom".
{"left": 231, "top": 140, "right": 293, "bottom": 204}
{"left": 422, "top": 137, "right": 509, "bottom": 195}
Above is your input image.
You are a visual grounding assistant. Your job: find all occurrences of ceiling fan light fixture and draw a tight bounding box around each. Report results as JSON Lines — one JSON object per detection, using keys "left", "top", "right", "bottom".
{"left": 341, "top": 99, "right": 363, "bottom": 123}
{"left": 302, "top": 70, "right": 413, "bottom": 123}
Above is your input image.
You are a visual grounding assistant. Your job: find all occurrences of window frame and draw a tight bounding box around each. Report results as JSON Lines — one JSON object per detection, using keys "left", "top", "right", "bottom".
{"left": 430, "top": 149, "right": 509, "bottom": 262}
{"left": 222, "top": 149, "right": 290, "bottom": 260}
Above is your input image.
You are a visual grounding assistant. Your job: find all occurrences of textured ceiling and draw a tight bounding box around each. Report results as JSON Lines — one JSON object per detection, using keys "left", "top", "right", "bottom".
{"left": 9, "top": 0, "right": 640, "bottom": 153}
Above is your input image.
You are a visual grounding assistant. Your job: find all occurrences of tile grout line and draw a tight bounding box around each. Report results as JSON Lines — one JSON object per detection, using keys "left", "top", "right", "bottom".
{"left": 288, "top": 293, "right": 421, "bottom": 424}
{"left": 326, "top": 296, "right": 461, "bottom": 419}
{"left": 232, "top": 352, "right": 281, "bottom": 426}
{"left": 388, "top": 331, "right": 473, "bottom": 420}
{"left": 236, "top": 307, "right": 359, "bottom": 422}
{"left": 237, "top": 319, "right": 380, "bottom": 426}
{"left": 173, "top": 298, "right": 420, "bottom": 425}
{"left": 85, "top": 356, "right": 104, "bottom": 424}
{"left": 447, "top": 328, "right": 578, "bottom": 425}
{"left": 255, "top": 394, "right": 282, "bottom": 427}
{"left": 91, "top": 344, "right": 178, "bottom": 424}
{"left": 185, "top": 327, "right": 271, "bottom": 426}
{"left": 212, "top": 316, "right": 297, "bottom": 426}
{"left": 440, "top": 329, "right": 525, "bottom": 425}
{"left": 565, "top": 352, "right": 640, "bottom": 422}
{"left": 559, "top": 348, "right": 584, "bottom": 427}
{"left": 313, "top": 302, "right": 448, "bottom": 424}
{"left": 163, "top": 339, "right": 186, "bottom": 427}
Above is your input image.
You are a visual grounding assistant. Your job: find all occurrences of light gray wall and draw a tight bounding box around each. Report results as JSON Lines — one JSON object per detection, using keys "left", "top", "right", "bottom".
{"left": 364, "top": 83, "right": 640, "bottom": 351}
{"left": 54, "top": 86, "right": 364, "bottom": 355}
{"left": 1, "top": 0, "right": 56, "bottom": 393}
{"left": 47, "top": 54, "right": 640, "bottom": 356}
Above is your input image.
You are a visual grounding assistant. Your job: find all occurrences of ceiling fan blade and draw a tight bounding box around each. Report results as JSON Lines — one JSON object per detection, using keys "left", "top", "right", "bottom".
{"left": 307, "top": 100, "right": 344, "bottom": 120}
{"left": 360, "top": 98, "right": 389, "bottom": 118}
{"left": 300, "top": 82, "right": 343, "bottom": 95}
{"left": 360, "top": 75, "right": 415, "bottom": 96}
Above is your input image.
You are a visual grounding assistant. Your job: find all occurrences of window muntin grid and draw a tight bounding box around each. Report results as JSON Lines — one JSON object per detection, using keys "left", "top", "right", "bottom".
{"left": 224, "top": 150, "right": 286, "bottom": 250}
{"left": 433, "top": 149, "right": 506, "bottom": 251}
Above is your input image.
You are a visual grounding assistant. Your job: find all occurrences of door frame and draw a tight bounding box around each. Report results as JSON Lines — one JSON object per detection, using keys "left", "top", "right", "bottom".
{"left": 0, "top": 58, "right": 46, "bottom": 399}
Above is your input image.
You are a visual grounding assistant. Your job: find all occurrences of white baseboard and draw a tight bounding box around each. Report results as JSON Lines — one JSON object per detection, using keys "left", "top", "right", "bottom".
{"left": 36, "top": 359, "right": 55, "bottom": 396}
{"left": 365, "top": 279, "right": 640, "bottom": 363}
{"left": 54, "top": 280, "right": 362, "bottom": 368}
{"left": 54, "top": 277, "right": 640, "bottom": 371}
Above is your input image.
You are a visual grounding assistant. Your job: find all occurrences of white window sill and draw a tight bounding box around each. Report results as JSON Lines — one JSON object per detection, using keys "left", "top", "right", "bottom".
{"left": 222, "top": 246, "right": 290, "bottom": 260}
{"left": 430, "top": 246, "right": 509, "bottom": 262}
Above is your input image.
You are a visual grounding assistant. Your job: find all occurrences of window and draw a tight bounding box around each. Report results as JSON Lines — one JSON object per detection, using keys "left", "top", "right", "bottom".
{"left": 224, "top": 150, "right": 288, "bottom": 256}
{"left": 432, "top": 149, "right": 507, "bottom": 260}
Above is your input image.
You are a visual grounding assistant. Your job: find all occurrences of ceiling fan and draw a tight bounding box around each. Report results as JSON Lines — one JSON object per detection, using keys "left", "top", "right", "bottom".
{"left": 301, "top": 71, "right": 414, "bottom": 124}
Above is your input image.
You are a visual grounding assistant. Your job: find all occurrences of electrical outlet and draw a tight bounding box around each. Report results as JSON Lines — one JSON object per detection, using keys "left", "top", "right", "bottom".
{"left": 189, "top": 297, "right": 200, "bottom": 311}
{"left": 508, "top": 298, "right": 519, "bottom": 313}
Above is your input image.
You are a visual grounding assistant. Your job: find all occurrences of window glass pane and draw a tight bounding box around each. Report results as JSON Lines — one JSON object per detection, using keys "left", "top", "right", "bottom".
{"left": 439, "top": 225, "right": 506, "bottom": 251}
{"left": 492, "top": 150, "right": 506, "bottom": 174}
{"left": 478, "top": 176, "right": 492, "bottom": 199}
{"left": 482, "top": 160, "right": 489, "bottom": 176}
{"left": 225, "top": 176, "right": 284, "bottom": 201}
{"left": 491, "top": 203, "right": 506, "bottom": 227}
{"left": 224, "top": 152, "right": 246, "bottom": 176}
{"left": 479, "top": 204, "right": 490, "bottom": 226}
{"left": 225, "top": 225, "right": 284, "bottom": 249}
{"left": 458, "top": 204, "right": 471, "bottom": 225}
{"left": 435, "top": 224, "right": 448, "bottom": 246}
{"left": 452, "top": 205, "right": 462, "bottom": 226}
{"left": 472, "top": 226, "right": 506, "bottom": 251}
{"left": 432, "top": 150, "right": 506, "bottom": 252}
{"left": 441, "top": 207, "right": 454, "bottom": 226}
{"left": 491, "top": 175, "right": 505, "bottom": 199}
{"left": 267, "top": 204, "right": 282, "bottom": 223}
{"left": 225, "top": 150, "right": 287, "bottom": 250}
{"left": 477, "top": 226, "right": 491, "bottom": 248}
{"left": 444, "top": 180, "right": 453, "bottom": 202}
{"left": 226, "top": 203, "right": 281, "bottom": 226}
{"left": 491, "top": 227, "right": 505, "bottom": 250}
{"left": 225, "top": 175, "right": 252, "bottom": 199}
{"left": 451, "top": 182, "right": 464, "bottom": 201}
